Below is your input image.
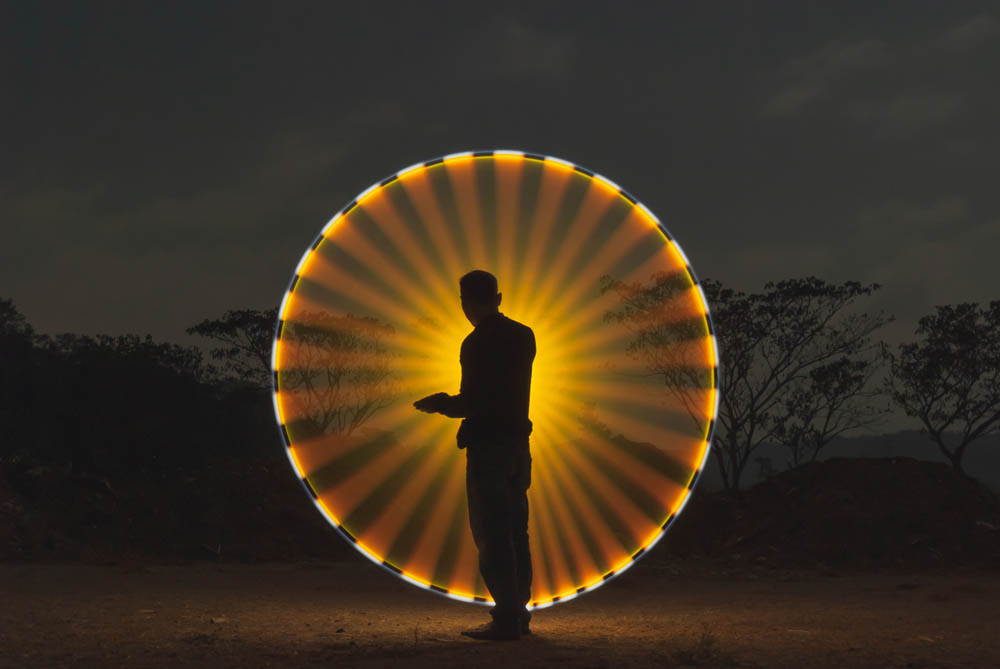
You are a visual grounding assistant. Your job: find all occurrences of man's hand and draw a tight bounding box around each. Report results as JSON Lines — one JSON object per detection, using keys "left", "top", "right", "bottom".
{"left": 413, "top": 392, "right": 449, "bottom": 414}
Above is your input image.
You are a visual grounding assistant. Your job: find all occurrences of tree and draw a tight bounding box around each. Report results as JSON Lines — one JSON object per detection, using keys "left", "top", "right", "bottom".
{"left": 186, "top": 308, "right": 278, "bottom": 389}
{"left": 0, "top": 298, "right": 39, "bottom": 465}
{"left": 0, "top": 297, "right": 34, "bottom": 340}
{"left": 600, "top": 270, "right": 713, "bottom": 439}
{"left": 772, "top": 350, "right": 892, "bottom": 468}
{"left": 886, "top": 301, "right": 1000, "bottom": 474}
{"left": 278, "top": 310, "right": 399, "bottom": 439}
{"left": 31, "top": 332, "right": 214, "bottom": 476}
{"left": 700, "top": 276, "right": 891, "bottom": 490}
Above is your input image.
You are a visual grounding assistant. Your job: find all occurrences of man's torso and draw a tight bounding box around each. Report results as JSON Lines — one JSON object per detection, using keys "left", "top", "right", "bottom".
{"left": 458, "top": 312, "right": 535, "bottom": 443}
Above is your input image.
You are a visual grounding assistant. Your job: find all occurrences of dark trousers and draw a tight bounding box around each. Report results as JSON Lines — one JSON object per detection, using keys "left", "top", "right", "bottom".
{"left": 465, "top": 435, "right": 532, "bottom": 625}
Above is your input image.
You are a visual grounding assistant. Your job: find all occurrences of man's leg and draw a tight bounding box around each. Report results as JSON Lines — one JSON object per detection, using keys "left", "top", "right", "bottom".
{"left": 466, "top": 441, "right": 520, "bottom": 631}
{"left": 511, "top": 442, "right": 532, "bottom": 616}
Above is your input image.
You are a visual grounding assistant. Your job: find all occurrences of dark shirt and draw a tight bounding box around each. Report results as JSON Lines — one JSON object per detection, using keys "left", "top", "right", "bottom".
{"left": 438, "top": 311, "right": 535, "bottom": 445}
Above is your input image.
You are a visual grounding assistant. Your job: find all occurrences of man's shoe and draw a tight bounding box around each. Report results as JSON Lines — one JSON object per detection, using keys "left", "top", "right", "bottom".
{"left": 521, "top": 611, "right": 531, "bottom": 636}
{"left": 461, "top": 620, "right": 521, "bottom": 641}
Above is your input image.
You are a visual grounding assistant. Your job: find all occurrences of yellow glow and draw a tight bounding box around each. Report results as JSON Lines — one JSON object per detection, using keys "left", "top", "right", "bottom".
{"left": 356, "top": 184, "right": 382, "bottom": 206}
{"left": 273, "top": 152, "right": 719, "bottom": 607}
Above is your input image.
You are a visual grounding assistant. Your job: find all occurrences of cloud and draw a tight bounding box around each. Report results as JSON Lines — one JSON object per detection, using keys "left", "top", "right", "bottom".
{"left": 711, "top": 197, "right": 995, "bottom": 344}
{"left": 846, "top": 92, "right": 965, "bottom": 136}
{"left": 792, "top": 39, "right": 891, "bottom": 78}
{"left": 936, "top": 15, "right": 1000, "bottom": 51}
{"left": 457, "top": 18, "right": 576, "bottom": 81}
{"left": 843, "top": 197, "right": 998, "bottom": 329}
{"left": 4, "top": 99, "right": 408, "bottom": 253}
{"left": 717, "top": 240, "right": 839, "bottom": 284}
{"left": 760, "top": 84, "right": 826, "bottom": 117}
{"left": 760, "top": 39, "right": 890, "bottom": 117}
{"left": 0, "top": 100, "right": 412, "bottom": 341}
{"left": 855, "top": 197, "right": 970, "bottom": 241}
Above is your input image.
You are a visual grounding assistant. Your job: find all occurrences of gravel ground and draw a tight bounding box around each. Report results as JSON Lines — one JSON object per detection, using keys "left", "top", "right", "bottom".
{"left": 2, "top": 560, "right": 998, "bottom": 668}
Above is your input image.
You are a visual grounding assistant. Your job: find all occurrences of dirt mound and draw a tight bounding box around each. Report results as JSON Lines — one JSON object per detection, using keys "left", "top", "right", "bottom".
{"left": 658, "top": 457, "right": 1000, "bottom": 569}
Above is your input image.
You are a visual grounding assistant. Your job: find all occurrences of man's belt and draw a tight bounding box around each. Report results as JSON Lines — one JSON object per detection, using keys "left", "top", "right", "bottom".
{"left": 456, "top": 416, "right": 533, "bottom": 449}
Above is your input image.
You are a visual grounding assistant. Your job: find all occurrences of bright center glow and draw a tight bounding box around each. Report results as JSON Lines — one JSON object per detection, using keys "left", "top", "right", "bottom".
{"left": 272, "top": 151, "right": 720, "bottom": 607}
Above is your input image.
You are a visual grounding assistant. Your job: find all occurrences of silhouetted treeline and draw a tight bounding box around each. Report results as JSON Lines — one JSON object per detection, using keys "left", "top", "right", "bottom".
{"left": 2, "top": 275, "right": 998, "bottom": 563}
{"left": 0, "top": 298, "right": 346, "bottom": 562}
{"left": 601, "top": 275, "right": 1000, "bottom": 489}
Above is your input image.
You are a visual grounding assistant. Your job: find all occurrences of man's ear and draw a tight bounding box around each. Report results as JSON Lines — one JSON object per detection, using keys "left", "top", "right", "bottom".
{"left": 496, "top": 292, "right": 502, "bottom": 307}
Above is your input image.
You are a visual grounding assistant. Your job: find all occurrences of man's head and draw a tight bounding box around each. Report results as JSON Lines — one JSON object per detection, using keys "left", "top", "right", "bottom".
{"left": 459, "top": 270, "right": 501, "bottom": 326}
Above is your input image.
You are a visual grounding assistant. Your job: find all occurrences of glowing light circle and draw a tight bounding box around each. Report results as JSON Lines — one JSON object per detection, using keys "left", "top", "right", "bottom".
{"left": 272, "top": 151, "right": 719, "bottom": 609}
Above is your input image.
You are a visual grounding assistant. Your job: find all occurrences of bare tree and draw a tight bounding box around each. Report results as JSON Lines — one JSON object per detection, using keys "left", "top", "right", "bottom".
{"left": 186, "top": 308, "right": 278, "bottom": 388}
{"left": 701, "top": 276, "right": 891, "bottom": 490}
{"left": 278, "top": 310, "right": 399, "bottom": 438}
{"left": 773, "top": 349, "right": 892, "bottom": 468}
{"left": 600, "top": 270, "right": 712, "bottom": 438}
{"left": 886, "top": 301, "right": 1000, "bottom": 474}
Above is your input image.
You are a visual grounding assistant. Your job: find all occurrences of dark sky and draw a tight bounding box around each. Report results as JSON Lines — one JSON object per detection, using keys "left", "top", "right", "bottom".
{"left": 3, "top": 1, "right": 998, "bottom": 347}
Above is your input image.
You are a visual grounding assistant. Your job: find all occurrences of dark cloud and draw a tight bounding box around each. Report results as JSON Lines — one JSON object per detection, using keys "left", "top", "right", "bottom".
{"left": 2, "top": 2, "right": 998, "bottom": 346}
{"left": 936, "top": 14, "right": 1000, "bottom": 51}
{"left": 456, "top": 18, "right": 576, "bottom": 81}
{"left": 846, "top": 91, "right": 966, "bottom": 136}
{"left": 761, "top": 38, "right": 891, "bottom": 117}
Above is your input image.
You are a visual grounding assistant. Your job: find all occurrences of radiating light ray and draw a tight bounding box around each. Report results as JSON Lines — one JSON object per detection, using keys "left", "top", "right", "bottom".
{"left": 406, "top": 448, "right": 467, "bottom": 583}
{"left": 311, "top": 411, "right": 444, "bottom": 501}
{"left": 571, "top": 379, "right": 712, "bottom": 436}
{"left": 529, "top": 440, "right": 574, "bottom": 597}
{"left": 325, "top": 209, "right": 455, "bottom": 330}
{"left": 275, "top": 386, "right": 409, "bottom": 428}
{"left": 522, "top": 213, "right": 660, "bottom": 329}
{"left": 536, "top": 414, "right": 636, "bottom": 558}
{"left": 531, "top": 435, "right": 605, "bottom": 589}
{"left": 542, "top": 407, "right": 664, "bottom": 535}
{"left": 538, "top": 268, "right": 703, "bottom": 355}
{"left": 358, "top": 194, "right": 454, "bottom": 308}
{"left": 543, "top": 388, "right": 701, "bottom": 459}
{"left": 535, "top": 241, "right": 686, "bottom": 348}
{"left": 446, "top": 495, "right": 479, "bottom": 595}
{"left": 525, "top": 479, "right": 555, "bottom": 602}
{"left": 521, "top": 180, "right": 618, "bottom": 319}
{"left": 534, "top": 420, "right": 618, "bottom": 574}
{"left": 494, "top": 154, "right": 524, "bottom": 298}
{"left": 398, "top": 168, "right": 466, "bottom": 286}
{"left": 272, "top": 151, "right": 719, "bottom": 608}
{"left": 349, "top": 424, "right": 452, "bottom": 556}
{"left": 298, "top": 251, "right": 430, "bottom": 341}
{"left": 517, "top": 159, "right": 575, "bottom": 305}
{"left": 547, "top": 331, "right": 713, "bottom": 380}
{"left": 571, "top": 420, "right": 690, "bottom": 509}
{"left": 530, "top": 431, "right": 591, "bottom": 594}
{"left": 280, "top": 289, "right": 461, "bottom": 371}
{"left": 445, "top": 156, "right": 489, "bottom": 271}
{"left": 373, "top": 184, "right": 462, "bottom": 313}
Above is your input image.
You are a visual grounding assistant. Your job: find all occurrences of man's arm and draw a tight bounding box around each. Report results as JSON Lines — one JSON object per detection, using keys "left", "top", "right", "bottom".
{"left": 412, "top": 390, "right": 469, "bottom": 417}
{"left": 412, "top": 338, "right": 471, "bottom": 417}
{"left": 436, "top": 336, "right": 475, "bottom": 417}
{"left": 435, "top": 392, "right": 468, "bottom": 418}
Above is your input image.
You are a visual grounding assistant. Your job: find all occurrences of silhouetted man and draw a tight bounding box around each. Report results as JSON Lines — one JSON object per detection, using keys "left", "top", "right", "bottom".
{"left": 413, "top": 269, "right": 535, "bottom": 641}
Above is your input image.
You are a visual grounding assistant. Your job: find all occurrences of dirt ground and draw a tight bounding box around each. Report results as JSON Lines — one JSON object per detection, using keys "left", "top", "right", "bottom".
{"left": 2, "top": 560, "right": 998, "bottom": 668}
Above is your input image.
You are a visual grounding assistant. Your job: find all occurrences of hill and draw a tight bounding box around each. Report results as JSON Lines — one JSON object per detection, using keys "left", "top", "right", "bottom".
{"left": 659, "top": 456, "right": 1000, "bottom": 569}
{"left": 697, "top": 430, "right": 1000, "bottom": 493}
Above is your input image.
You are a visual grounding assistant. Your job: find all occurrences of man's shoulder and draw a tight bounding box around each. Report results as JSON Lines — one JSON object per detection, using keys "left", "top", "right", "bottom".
{"left": 500, "top": 314, "right": 531, "bottom": 330}
{"left": 500, "top": 315, "right": 535, "bottom": 345}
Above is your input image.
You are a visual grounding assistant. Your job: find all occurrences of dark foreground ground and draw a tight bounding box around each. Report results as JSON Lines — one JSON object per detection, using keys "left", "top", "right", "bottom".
{"left": 2, "top": 561, "right": 998, "bottom": 668}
